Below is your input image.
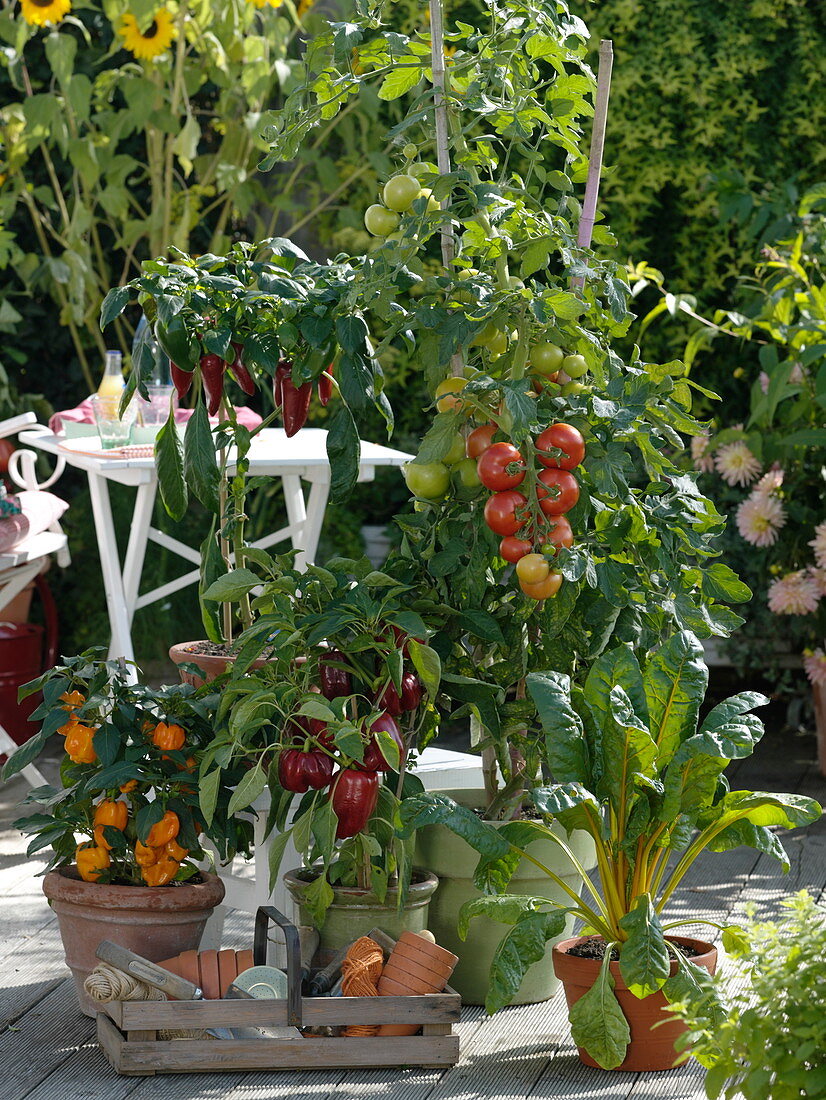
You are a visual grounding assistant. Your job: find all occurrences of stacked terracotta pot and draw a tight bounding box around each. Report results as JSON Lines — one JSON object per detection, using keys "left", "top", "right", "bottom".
{"left": 377, "top": 932, "right": 458, "bottom": 1036}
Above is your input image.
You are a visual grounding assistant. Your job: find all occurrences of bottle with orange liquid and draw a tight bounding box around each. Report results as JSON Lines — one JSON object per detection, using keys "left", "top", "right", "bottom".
{"left": 97, "top": 350, "right": 125, "bottom": 398}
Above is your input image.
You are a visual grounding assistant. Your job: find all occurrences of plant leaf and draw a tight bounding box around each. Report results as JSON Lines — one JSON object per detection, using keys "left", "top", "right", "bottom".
{"left": 227, "top": 762, "right": 267, "bottom": 817}
{"left": 643, "top": 631, "right": 707, "bottom": 763}
{"left": 184, "top": 402, "right": 219, "bottom": 513}
{"left": 155, "top": 417, "right": 187, "bottom": 520}
{"left": 568, "top": 947, "right": 630, "bottom": 1070}
{"left": 618, "top": 894, "right": 670, "bottom": 997}
{"left": 527, "top": 670, "right": 590, "bottom": 785}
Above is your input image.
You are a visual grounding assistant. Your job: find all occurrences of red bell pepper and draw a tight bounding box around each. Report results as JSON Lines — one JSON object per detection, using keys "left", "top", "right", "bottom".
{"left": 399, "top": 672, "right": 423, "bottom": 711}
{"left": 200, "top": 353, "right": 226, "bottom": 416}
{"left": 331, "top": 768, "right": 379, "bottom": 838}
{"left": 319, "top": 651, "right": 351, "bottom": 700}
{"left": 317, "top": 365, "right": 334, "bottom": 407}
{"left": 361, "top": 713, "right": 404, "bottom": 772}
{"left": 278, "top": 748, "right": 334, "bottom": 793}
{"left": 171, "top": 361, "right": 193, "bottom": 400}
{"left": 229, "top": 341, "right": 256, "bottom": 396}
{"left": 375, "top": 680, "right": 402, "bottom": 717}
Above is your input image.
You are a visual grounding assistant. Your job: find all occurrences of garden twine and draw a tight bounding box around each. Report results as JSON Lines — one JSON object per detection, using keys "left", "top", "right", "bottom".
{"left": 340, "top": 936, "right": 384, "bottom": 1037}
{"left": 84, "top": 963, "right": 214, "bottom": 1040}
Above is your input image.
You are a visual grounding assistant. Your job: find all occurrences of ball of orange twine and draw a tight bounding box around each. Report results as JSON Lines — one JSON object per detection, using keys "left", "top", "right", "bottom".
{"left": 340, "top": 935, "right": 384, "bottom": 1037}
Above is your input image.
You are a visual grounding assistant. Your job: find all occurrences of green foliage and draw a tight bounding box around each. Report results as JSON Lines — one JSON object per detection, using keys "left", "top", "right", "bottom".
{"left": 3, "top": 651, "right": 252, "bottom": 882}
{"left": 671, "top": 891, "right": 826, "bottom": 1099}
{"left": 399, "top": 631, "right": 822, "bottom": 1061}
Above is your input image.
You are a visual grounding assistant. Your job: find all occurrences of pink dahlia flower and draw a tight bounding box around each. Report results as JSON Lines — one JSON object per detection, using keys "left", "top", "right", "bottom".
{"left": 809, "top": 521, "right": 826, "bottom": 571}
{"left": 735, "top": 495, "right": 786, "bottom": 547}
{"left": 714, "top": 441, "right": 761, "bottom": 487}
{"left": 767, "top": 570, "right": 821, "bottom": 616}
{"left": 804, "top": 648, "right": 826, "bottom": 687}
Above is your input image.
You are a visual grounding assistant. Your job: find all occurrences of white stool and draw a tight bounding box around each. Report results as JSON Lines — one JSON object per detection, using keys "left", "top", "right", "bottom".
{"left": 200, "top": 745, "right": 483, "bottom": 950}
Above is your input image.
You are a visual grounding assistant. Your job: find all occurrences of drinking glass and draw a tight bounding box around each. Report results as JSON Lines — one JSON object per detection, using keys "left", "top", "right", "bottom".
{"left": 91, "top": 394, "right": 137, "bottom": 449}
{"left": 140, "top": 384, "right": 176, "bottom": 427}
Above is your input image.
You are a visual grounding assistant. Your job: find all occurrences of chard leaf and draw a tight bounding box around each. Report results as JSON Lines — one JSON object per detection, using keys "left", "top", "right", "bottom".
{"left": 597, "top": 684, "right": 657, "bottom": 821}
{"left": 643, "top": 631, "right": 707, "bottom": 764}
{"left": 531, "top": 782, "right": 601, "bottom": 834}
{"left": 618, "top": 894, "right": 670, "bottom": 997}
{"left": 583, "top": 642, "right": 647, "bottom": 733}
{"left": 568, "top": 946, "right": 630, "bottom": 1070}
{"left": 526, "top": 670, "right": 590, "bottom": 785}
{"left": 398, "top": 794, "right": 510, "bottom": 860}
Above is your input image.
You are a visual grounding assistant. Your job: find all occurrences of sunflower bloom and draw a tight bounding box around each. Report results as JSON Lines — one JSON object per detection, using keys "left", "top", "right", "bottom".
{"left": 19, "top": 0, "right": 71, "bottom": 27}
{"left": 735, "top": 494, "right": 786, "bottom": 548}
{"left": 119, "top": 8, "right": 176, "bottom": 61}
{"left": 714, "top": 441, "right": 761, "bottom": 487}
{"left": 767, "top": 570, "right": 821, "bottom": 616}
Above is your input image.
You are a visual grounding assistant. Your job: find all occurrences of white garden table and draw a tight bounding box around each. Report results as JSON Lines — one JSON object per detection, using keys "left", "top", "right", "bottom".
{"left": 19, "top": 426, "right": 411, "bottom": 666}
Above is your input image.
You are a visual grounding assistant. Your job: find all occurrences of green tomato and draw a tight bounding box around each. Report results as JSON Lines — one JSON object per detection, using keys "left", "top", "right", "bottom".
{"left": 404, "top": 461, "right": 450, "bottom": 499}
{"left": 452, "top": 457, "right": 483, "bottom": 498}
{"left": 402, "top": 143, "right": 418, "bottom": 159}
{"left": 562, "top": 353, "right": 588, "bottom": 379}
{"left": 561, "top": 380, "right": 591, "bottom": 396}
{"left": 442, "top": 432, "right": 466, "bottom": 467}
{"left": 364, "top": 204, "right": 400, "bottom": 236}
{"left": 470, "top": 321, "right": 500, "bottom": 348}
{"left": 530, "top": 342, "right": 565, "bottom": 376}
{"left": 383, "top": 174, "right": 422, "bottom": 213}
{"left": 486, "top": 330, "right": 509, "bottom": 357}
{"left": 416, "top": 187, "right": 441, "bottom": 214}
{"left": 409, "top": 162, "right": 434, "bottom": 181}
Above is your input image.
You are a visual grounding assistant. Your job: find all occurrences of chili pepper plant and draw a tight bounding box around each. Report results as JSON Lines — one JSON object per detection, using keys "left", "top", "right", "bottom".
{"left": 260, "top": 0, "right": 754, "bottom": 821}
{"left": 2, "top": 651, "right": 252, "bottom": 887}
{"left": 196, "top": 553, "right": 447, "bottom": 925}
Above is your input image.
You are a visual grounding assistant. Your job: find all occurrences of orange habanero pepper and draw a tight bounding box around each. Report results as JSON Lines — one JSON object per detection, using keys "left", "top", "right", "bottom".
{"left": 64, "top": 723, "right": 97, "bottom": 765}
{"left": 146, "top": 811, "right": 180, "bottom": 847}
{"left": 141, "top": 858, "right": 179, "bottom": 887}
{"left": 120, "top": 779, "right": 139, "bottom": 793}
{"left": 165, "top": 837, "right": 188, "bottom": 863}
{"left": 94, "top": 799, "right": 128, "bottom": 831}
{"left": 151, "top": 722, "right": 186, "bottom": 752}
{"left": 134, "top": 840, "right": 158, "bottom": 867}
{"left": 76, "top": 844, "right": 110, "bottom": 882}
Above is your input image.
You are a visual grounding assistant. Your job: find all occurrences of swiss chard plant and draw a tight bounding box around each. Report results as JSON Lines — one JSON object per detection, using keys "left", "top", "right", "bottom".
{"left": 400, "top": 630, "right": 822, "bottom": 1068}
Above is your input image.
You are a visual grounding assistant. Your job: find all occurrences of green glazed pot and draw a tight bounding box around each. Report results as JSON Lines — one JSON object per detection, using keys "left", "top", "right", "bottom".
{"left": 283, "top": 867, "right": 439, "bottom": 966}
{"left": 414, "top": 788, "right": 597, "bottom": 1005}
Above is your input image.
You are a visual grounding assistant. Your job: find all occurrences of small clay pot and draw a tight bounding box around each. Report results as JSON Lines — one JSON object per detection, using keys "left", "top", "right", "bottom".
{"left": 395, "top": 931, "right": 458, "bottom": 973}
{"left": 377, "top": 973, "right": 431, "bottom": 997}
{"left": 198, "top": 949, "right": 221, "bottom": 1000}
{"left": 390, "top": 941, "right": 456, "bottom": 981}
{"left": 552, "top": 935, "right": 717, "bottom": 1072}
{"left": 381, "top": 956, "right": 449, "bottom": 990}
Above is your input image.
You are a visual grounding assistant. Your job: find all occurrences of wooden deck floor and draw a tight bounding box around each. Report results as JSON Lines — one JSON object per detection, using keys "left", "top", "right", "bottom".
{"left": 1, "top": 731, "right": 823, "bottom": 1100}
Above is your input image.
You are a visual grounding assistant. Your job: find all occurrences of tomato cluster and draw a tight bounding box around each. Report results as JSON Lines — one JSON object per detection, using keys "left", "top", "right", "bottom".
{"left": 474, "top": 421, "right": 586, "bottom": 601}
{"left": 528, "top": 342, "right": 591, "bottom": 396}
{"left": 277, "top": 632, "right": 424, "bottom": 839}
{"left": 364, "top": 172, "right": 439, "bottom": 239}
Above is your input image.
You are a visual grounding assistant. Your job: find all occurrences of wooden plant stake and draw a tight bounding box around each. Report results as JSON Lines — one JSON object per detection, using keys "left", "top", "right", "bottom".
{"left": 572, "top": 39, "right": 614, "bottom": 292}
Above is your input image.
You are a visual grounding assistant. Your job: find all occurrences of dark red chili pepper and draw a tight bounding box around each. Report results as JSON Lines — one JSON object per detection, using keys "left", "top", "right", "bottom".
{"left": 331, "top": 768, "right": 379, "bottom": 838}
{"left": 278, "top": 748, "right": 334, "bottom": 793}
{"left": 308, "top": 716, "right": 335, "bottom": 749}
{"left": 171, "top": 361, "right": 193, "bottom": 400}
{"left": 375, "top": 680, "right": 402, "bottom": 717}
{"left": 228, "top": 341, "right": 256, "bottom": 396}
{"left": 273, "top": 360, "right": 291, "bottom": 409}
{"left": 361, "top": 713, "right": 404, "bottom": 772}
{"left": 317, "top": 365, "right": 334, "bottom": 407}
{"left": 200, "top": 353, "right": 226, "bottom": 417}
{"left": 282, "top": 375, "right": 312, "bottom": 438}
{"left": 399, "top": 672, "right": 423, "bottom": 711}
{"left": 319, "top": 651, "right": 351, "bottom": 700}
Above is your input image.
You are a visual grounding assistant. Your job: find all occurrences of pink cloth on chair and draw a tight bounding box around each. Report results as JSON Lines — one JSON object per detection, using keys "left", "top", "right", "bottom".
{"left": 49, "top": 399, "right": 262, "bottom": 435}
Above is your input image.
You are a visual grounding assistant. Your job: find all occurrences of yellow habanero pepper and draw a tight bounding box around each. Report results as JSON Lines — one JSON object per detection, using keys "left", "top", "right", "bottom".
{"left": 93, "top": 799, "right": 128, "bottom": 831}
{"left": 151, "top": 722, "right": 186, "bottom": 752}
{"left": 76, "top": 844, "right": 110, "bottom": 882}
{"left": 64, "top": 723, "right": 97, "bottom": 765}
{"left": 134, "top": 840, "right": 158, "bottom": 867}
{"left": 165, "top": 837, "right": 188, "bottom": 863}
{"left": 141, "top": 858, "right": 179, "bottom": 887}
{"left": 146, "top": 810, "right": 180, "bottom": 847}
{"left": 119, "top": 779, "right": 139, "bottom": 793}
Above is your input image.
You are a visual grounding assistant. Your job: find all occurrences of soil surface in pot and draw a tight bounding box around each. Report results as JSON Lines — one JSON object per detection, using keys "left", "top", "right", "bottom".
{"left": 178, "top": 641, "right": 274, "bottom": 658}
{"left": 568, "top": 935, "right": 701, "bottom": 962}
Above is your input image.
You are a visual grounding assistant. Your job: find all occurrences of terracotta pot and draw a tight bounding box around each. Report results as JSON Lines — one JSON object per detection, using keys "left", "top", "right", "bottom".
{"left": 377, "top": 929, "right": 457, "bottom": 1036}
{"left": 43, "top": 868, "right": 225, "bottom": 1016}
{"left": 394, "top": 932, "right": 458, "bottom": 977}
{"left": 159, "top": 947, "right": 255, "bottom": 998}
{"left": 381, "top": 955, "right": 451, "bottom": 989}
{"left": 552, "top": 935, "right": 718, "bottom": 1072}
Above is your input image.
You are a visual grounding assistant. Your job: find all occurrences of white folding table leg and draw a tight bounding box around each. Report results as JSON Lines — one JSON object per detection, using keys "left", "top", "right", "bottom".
{"left": 122, "top": 481, "right": 157, "bottom": 626}
{"left": 282, "top": 474, "right": 330, "bottom": 572}
{"left": 87, "top": 473, "right": 136, "bottom": 667}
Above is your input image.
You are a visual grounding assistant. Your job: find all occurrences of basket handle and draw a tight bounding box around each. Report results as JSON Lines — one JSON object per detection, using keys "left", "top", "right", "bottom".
{"left": 254, "top": 906, "right": 303, "bottom": 1027}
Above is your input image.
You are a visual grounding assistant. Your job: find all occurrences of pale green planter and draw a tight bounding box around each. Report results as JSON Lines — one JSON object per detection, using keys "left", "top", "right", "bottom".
{"left": 414, "top": 788, "right": 596, "bottom": 1005}
{"left": 283, "top": 867, "right": 438, "bottom": 966}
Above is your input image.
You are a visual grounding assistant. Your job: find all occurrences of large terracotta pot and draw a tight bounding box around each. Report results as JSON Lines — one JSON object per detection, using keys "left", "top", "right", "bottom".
{"left": 43, "top": 868, "right": 225, "bottom": 1016}
{"left": 414, "top": 787, "right": 596, "bottom": 1005}
{"left": 283, "top": 868, "right": 439, "bottom": 967}
{"left": 552, "top": 934, "right": 718, "bottom": 1072}
{"left": 169, "top": 642, "right": 273, "bottom": 686}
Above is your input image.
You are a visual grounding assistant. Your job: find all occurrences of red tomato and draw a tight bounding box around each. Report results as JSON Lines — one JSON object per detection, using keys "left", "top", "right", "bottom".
{"left": 535, "top": 423, "right": 586, "bottom": 470}
{"left": 537, "top": 469, "right": 579, "bottom": 515}
{"left": 499, "top": 535, "right": 533, "bottom": 563}
{"left": 477, "top": 442, "right": 525, "bottom": 491}
{"left": 484, "top": 490, "right": 527, "bottom": 536}
{"left": 539, "top": 514, "right": 574, "bottom": 553}
{"left": 466, "top": 423, "right": 498, "bottom": 459}
{"left": 519, "top": 572, "right": 563, "bottom": 600}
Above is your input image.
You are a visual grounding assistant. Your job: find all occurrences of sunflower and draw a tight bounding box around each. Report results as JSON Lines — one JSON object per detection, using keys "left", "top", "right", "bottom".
{"left": 19, "top": 0, "right": 72, "bottom": 28}
{"left": 119, "top": 8, "right": 176, "bottom": 61}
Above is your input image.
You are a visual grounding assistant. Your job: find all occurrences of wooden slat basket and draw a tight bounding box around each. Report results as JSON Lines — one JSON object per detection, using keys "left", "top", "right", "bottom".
{"left": 96, "top": 906, "right": 461, "bottom": 1076}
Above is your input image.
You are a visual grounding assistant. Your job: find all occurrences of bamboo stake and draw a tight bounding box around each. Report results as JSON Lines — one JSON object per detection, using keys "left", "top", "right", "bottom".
{"left": 428, "top": 0, "right": 463, "bottom": 375}
{"left": 572, "top": 40, "right": 613, "bottom": 292}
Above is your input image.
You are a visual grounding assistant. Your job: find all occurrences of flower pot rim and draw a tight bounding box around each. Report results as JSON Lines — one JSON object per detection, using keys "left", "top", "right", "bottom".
{"left": 552, "top": 933, "right": 717, "bottom": 983}
{"left": 43, "top": 866, "right": 225, "bottom": 912}
{"left": 283, "top": 866, "right": 438, "bottom": 903}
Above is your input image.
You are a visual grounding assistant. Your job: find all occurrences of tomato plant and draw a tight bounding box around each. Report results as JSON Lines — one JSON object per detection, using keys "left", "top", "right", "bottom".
{"left": 499, "top": 535, "right": 533, "bottom": 563}
{"left": 515, "top": 553, "right": 550, "bottom": 585}
{"left": 530, "top": 343, "right": 565, "bottom": 376}
{"left": 518, "top": 572, "right": 563, "bottom": 600}
{"left": 404, "top": 462, "right": 450, "bottom": 499}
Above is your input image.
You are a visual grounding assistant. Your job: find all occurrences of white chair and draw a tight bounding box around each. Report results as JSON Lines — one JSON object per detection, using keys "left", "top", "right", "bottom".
{"left": 0, "top": 413, "right": 69, "bottom": 787}
{"left": 199, "top": 746, "right": 484, "bottom": 950}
